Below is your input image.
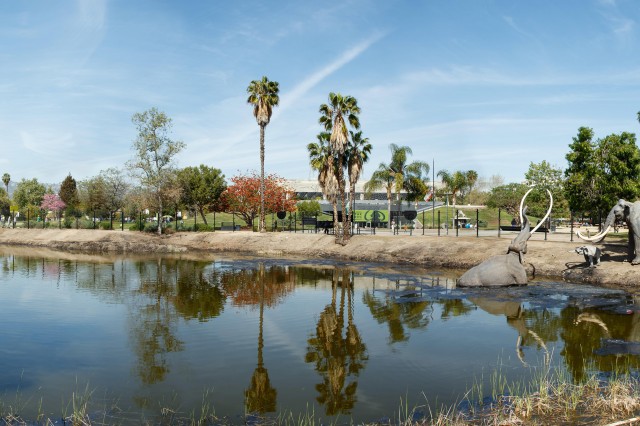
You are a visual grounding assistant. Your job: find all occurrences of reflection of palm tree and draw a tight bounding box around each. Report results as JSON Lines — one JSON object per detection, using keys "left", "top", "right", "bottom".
{"left": 305, "top": 270, "right": 367, "bottom": 415}
{"left": 363, "top": 289, "right": 431, "bottom": 343}
{"left": 245, "top": 265, "right": 277, "bottom": 413}
{"left": 220, "top": 264, "right": 295, "bottom": 415}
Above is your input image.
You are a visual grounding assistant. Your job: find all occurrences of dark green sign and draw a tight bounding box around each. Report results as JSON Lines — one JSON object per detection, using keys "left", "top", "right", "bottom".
{"left": 353, "top": 210, "right": 388, "bottom": 223}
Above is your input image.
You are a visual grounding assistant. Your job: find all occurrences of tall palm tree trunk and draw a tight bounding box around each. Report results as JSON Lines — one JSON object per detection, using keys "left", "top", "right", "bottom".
{"left": 337, "top": 154, "right": 349, "bottom": 243}
{"left": 259, "top": 124, "right": 266, "bottom": 233}
{"left": 349, "top": 183, "right": 356, "bottom": 235}
{"left": 386, "top": 188, "right": 392, "bottom": 229}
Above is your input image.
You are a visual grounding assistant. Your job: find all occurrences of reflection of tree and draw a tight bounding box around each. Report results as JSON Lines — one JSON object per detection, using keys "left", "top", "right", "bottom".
{"left": 561, "top": 307, "right": 640, "bottom": 382}
{"left": 244, "top": 265, "right": 277, "bottom": 413}
{"left": 363, "top": 287, "right": 431, "bottom": 343}
{"left": 306, "top": 270, "right": 368, "bottom": 415}
{"left": 174, "top": 262, "right": 225, "bottom": 321}
{"left": 219, "top": 264, "right": 295, "bottom": 415}
{"left": 130, "top": 258, "right": 183, "bottom": 385}
{"left": 440, "top": 298, "right": 475, "bottom": 320}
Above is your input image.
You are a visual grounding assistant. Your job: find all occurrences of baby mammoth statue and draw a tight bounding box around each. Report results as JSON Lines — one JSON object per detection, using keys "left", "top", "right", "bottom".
{"left": 574, "top": 245, "right": 601, "bottom": 267}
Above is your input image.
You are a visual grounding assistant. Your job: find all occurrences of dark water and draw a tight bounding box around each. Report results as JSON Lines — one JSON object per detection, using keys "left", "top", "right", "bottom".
{"left": 1, "top": 251, "right": 639, "bottom": 423}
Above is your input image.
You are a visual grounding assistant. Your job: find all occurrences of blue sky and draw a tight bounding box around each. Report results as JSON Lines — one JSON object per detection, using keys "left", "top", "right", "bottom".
{"left": 2, "top": 0, "right": 639, "bottom": 187}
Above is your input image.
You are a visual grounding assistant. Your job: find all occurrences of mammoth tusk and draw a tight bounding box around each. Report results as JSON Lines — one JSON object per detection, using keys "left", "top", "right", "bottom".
{"left": 577, "top": 225, "right": 611, "bottom": 242}
{"left": 530, "top": 189, "right": 553, "bottom": 235}
{"left": 519, "top": 187, "right": 553, "bottom": 235}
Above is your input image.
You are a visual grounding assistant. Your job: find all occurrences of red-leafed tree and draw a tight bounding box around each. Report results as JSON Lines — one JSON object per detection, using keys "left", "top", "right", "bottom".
{"left": 222, "top": 172, "right": 297, "bottom": 228}
{"left": 41, "top": 193, "right": 66, "bottom": 220}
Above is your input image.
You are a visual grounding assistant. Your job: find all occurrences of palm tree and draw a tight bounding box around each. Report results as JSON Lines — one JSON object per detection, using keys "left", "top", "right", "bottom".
{"left": 308, "top": 132, "right": 340, "bottom": 233}
{"left": 346, "top": 131, "right": 371, "bottom": 231}
{"left": 2, "top": 173, "right": 9, "bottom": 194}
{"left": 365, "top": 144, "right": 428, "bottom": 228}
{"left": 247, "top": 76, "right": 280, "bottom": 233}
{"left": 319, "top": 93, "right": 361, "bottom": 244}
{"left": 437, "top": 169, "right": 477, "bottom": 205}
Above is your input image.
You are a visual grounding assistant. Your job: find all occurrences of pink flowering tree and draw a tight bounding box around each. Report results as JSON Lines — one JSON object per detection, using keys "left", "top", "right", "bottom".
{"left": 41, "top": 193, "right": 66, "bottom": 220}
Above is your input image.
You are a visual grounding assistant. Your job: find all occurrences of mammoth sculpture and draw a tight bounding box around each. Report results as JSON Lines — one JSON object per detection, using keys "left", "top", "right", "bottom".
{"left": 457, "top": 188, "right": 553, "bottom": 287}
{"left": 577, "top": 199, "right": 640, "bottom": 265}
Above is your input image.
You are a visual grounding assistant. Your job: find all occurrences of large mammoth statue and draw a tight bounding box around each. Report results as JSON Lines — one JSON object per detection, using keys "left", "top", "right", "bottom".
{"left": 577, "top": 199, "right": 640, "bottom": 265}
{"left": 457, "top": 188, "right": 552, "bottom": 287}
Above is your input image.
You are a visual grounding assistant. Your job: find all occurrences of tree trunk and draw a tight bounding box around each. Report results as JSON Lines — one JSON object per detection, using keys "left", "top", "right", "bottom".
{"left": 332, "top": 198, "right": 339, "bottom": 243}
{"left": 387, "top": 189, "right": 392, "bottom": 229}
{"left": 338, "top": 154, "right": 349, "bottom": 244}
{"left": 349, "top": 183, "right": 356, "bottom": 234}
{"left": 259, "top": 124, "right": 266, "bottom": 233}
{"left": 199, "top": 206, "right": 208, "bottom": 225}
{"left": 157, "top": 194, "right": 162, "bottom": 235}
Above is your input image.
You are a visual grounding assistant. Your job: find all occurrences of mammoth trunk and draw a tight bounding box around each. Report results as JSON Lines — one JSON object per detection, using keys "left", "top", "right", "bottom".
{"left": 601, "top": 209, "right": 617, "bottom": 234}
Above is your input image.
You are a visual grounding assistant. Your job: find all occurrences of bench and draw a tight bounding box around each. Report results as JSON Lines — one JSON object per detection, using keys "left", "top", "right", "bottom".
{"left": 500, "top": 225, "right": 549, "bottom": 233}
{"left": 301, "top": 217, "right": 318, "bottom": 233}
{"left": 220, "top": 222, "right": 240, "bottom": 231}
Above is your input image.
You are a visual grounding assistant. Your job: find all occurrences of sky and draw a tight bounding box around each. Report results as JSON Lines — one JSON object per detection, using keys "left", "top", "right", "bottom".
{"left": 1, "top": 0, "right": 640, "bottom": 188}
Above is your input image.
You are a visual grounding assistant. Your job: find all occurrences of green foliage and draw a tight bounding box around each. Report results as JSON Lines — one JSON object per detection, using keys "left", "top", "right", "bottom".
{"left": 13, "top": 178, "right": 46, "bottom": 209}
{"left": 297, "top": 200, "right": 322, "bottom": 217}
{"left": 59, "top": 174, "right": 79, "bottom": 209}
{"left": 524, "top": 160, "right": 569, "bottom": 218}
{"left": 437, "top": 169, "right": 478, "bottom": 204}
{"left": 177, "top": 165, "right": 226, "bottom": 225}
{"left": 565, "top": 127, "right": 640, "bottom": 214}
{"left": 486, "top": 183, "right": 528, "bottom": 220}
{"left": 2, "top": 173, "right": 10, "bottom": 194}
{"left": 128, "top": 107, "right": 185, "bottom": 235}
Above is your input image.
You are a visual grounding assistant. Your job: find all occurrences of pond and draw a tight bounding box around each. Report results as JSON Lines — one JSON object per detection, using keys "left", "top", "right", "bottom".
{"left": 1, "top": 250, "right": 640, "bottom": 424}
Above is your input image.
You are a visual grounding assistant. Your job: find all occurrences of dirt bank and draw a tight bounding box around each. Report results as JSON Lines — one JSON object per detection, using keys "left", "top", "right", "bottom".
{"left": 0, "top": 228, "right": 638, "bottom": 291}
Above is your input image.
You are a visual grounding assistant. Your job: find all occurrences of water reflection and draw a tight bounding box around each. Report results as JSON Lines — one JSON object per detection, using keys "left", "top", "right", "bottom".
{"left": 4, "top": 252, "right": 640, "bottom": 422}
{"left": 219, "top": 263, "right": 296, "bottom": 414}
{"left": 306, "top": 269, "right": 368, "bottom": 415}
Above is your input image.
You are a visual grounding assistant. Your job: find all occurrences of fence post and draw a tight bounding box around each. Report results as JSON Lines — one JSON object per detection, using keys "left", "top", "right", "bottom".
{"left": 422, "top": 210, "right": 425, "bottom": 236}
{"left": 570, "top": 211, "right": 574, "bottom": 242}
{"left": 476, "top": 208, "right": 479, "bottom": 238}
{"left": 437, "top": 210, "right": 440, "bottom": 236}
{"left": 498, "top": 209, "right": 501, "bottom": 238}
{"left": 456, "top": 209, "right": 459, "bottom": 237}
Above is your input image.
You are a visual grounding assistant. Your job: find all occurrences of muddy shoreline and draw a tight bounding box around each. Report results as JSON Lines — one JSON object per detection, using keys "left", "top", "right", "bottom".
{"left": 1, "top": 228, "right": 639, "bottom": 292}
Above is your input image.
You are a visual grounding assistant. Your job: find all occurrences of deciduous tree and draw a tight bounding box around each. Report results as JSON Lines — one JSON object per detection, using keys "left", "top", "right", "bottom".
{"left": 486, "top": 183, "right": 528, "bottom": 222}
{"left": 222, "top": 172, "right": 296, "bottom": 229}
{"left": 177, "top": 165, "right": 226, "bottom": 225}
{"left": 565, "top": 127, "right": 640, "bottom": 216}
{"left": 13, "top": 178, "right": 46, "bottom": 210}
{"left": 128, "top": 108, "right": 185, "bottom": 235}
{"left": 41, "top": 193, "right": 66, "bottom": 220}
